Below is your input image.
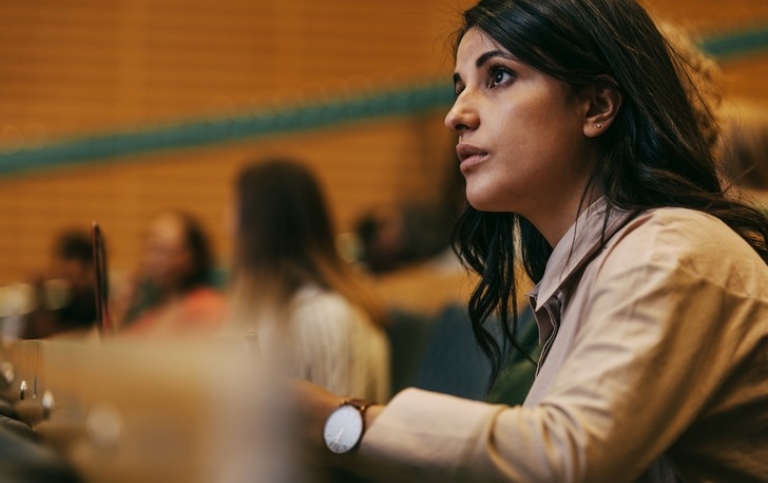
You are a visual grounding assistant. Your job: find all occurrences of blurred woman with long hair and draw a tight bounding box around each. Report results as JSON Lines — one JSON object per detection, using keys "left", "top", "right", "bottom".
{"left": 230, "top": 158, "right": 390, "bottom": 402}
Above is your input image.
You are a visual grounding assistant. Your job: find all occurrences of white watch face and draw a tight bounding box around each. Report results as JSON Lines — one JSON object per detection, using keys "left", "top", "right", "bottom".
{"left": 323, "top": 404, "right": 364, "bottom": 454}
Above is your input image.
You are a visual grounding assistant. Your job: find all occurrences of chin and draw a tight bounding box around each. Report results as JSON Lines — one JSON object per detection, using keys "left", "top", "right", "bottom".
{"left": 466, "top": 194, "right": 506, "bottom": 213}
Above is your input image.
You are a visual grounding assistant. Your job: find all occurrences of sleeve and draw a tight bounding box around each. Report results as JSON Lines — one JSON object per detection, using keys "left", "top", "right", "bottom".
{"left": 355, "top": 218, "right": 760, "bottom": 482}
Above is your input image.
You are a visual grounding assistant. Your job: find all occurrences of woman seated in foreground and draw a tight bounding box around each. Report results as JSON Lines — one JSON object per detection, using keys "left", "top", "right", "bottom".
{"left": 295, "top": 0, "right": 768, "bottom": 481}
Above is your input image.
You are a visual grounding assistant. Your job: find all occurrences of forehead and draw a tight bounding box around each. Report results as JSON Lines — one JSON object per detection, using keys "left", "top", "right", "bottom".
{"left": 456, "top": 27, "right": 509, "bottom": 64}
{"left": 148, "top": 214, "right": 186, "bottom": 245}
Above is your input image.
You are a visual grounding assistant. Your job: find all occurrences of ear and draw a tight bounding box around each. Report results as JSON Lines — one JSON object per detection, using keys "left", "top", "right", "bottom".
{"left": 581, "top": 76, "right": 622, "bottom": 138}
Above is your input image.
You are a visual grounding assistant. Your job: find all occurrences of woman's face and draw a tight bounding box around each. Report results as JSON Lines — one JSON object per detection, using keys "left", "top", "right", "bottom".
{"left": 446, "top": 28, "right": 596, "bottom": 239}
{"left": 143, "top": 214, "right": 194, "bottom": 292}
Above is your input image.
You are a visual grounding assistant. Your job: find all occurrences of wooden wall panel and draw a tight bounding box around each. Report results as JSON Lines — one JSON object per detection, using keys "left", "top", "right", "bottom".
{"left": 645, "top": 0, "right": 768, "bottom": 31}
{"left": 0, "top": 0, "right": 465, "bottom": 135}
{"left": 0, "top": 0, "right": 767, "bottom": 288}
{"left": 0, "top": 113, "right": 454, "bottom": 284}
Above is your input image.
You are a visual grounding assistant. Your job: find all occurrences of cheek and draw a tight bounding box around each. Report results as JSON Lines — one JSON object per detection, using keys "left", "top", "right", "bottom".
{"left": 175, "top": 251, "right": 196, "bottom": 275}
{"left": 466, "top": 138, "right": 570, "bottom": 211}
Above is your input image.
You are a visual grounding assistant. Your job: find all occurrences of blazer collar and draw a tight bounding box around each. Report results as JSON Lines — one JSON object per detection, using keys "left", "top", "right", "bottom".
{"left": 529, "top": 198, "right": 634, "bottom": 312}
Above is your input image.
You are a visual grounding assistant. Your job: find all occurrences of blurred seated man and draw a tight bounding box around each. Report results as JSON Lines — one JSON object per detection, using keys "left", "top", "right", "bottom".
{"left": 21, "top": 229, "right": 97, "bottom": 339}
{"left": 354, "top": 202, "right": 455, "bottom": 275}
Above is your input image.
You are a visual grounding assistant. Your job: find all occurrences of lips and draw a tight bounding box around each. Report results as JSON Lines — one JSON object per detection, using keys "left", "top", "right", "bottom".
{"left": 456, "top": 143, "right": 488, "bottom": 165}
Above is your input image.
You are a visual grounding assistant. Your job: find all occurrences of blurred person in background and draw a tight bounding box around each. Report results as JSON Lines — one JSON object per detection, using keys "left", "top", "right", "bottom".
{"left": 115, "top": 209, "right": 227, "bottom": 338}
{"left": 718, "top": 100, "right": 768, "bottom": 212}
{"left": 354, "top": 149, "right": 466, "bottom": 276}
{"left": 20, "top": 229, "right": 98, "bottom": 339}
{"left": 352, "top": 149, "right": 481, "bottom": 317}
{"left": 228, "top": 158, "right": 390, "bottom": 403}
{"left": 354, "top": 202, "right": 456, "bottom": 275}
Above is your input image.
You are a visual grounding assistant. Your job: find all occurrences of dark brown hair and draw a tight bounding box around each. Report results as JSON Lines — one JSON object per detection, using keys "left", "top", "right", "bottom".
{"left": 451, "top": 0, "right": 768, "bottom": 381}
{"left": 233, "top": 158, "right": 383, "bottom": 326}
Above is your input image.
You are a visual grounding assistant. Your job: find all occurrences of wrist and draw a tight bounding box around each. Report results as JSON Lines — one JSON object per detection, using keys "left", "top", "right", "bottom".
{"left": 364, "top": 403, "right": 383, "bottom": 430}
{"left": 322, "top": 398, "right": 375, "bottom": 454}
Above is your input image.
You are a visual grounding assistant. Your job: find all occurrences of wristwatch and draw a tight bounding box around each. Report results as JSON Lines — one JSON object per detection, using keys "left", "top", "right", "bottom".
{"left": 323, "top": 398, "right": 372, "bottom": 454}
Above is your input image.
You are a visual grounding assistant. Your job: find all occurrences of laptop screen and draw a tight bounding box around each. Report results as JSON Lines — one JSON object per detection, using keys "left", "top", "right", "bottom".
{"left": 91, "top": 221, "right": 113, "bottom": 336}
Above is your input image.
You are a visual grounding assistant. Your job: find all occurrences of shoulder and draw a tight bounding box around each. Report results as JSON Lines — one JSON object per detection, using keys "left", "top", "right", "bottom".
{"left": 621, "top": 207, "right": 729, "bottom": 240}
{"left": 181, "top": 286, "right": 228, "bottom": 316}
{"left": 612, "top": 208, "right": 752, "bottom": 257}
{"left": 292, "top": 285, "right": 353, "bottom": 315}
{"left": 599, "top": 207, "right": 767, "bottom": 293}
{"left": 290, "top": 285, "right": 368, "bottom": 330}
{"left": 289, "top": 286, "right": 384, "bottom": 348}
{"left": 185, "top": 286, "right": 226, "bottom": 305}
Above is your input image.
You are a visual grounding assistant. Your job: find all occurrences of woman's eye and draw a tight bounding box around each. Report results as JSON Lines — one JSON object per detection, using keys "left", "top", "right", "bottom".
{"left": 491, "top": 67, "right": 513, "bottom": 86}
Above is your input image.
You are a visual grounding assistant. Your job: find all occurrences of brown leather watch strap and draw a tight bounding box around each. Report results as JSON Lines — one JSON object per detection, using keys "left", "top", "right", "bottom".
{"left": 341, "top": 398, "right": 373, "bottom": 412}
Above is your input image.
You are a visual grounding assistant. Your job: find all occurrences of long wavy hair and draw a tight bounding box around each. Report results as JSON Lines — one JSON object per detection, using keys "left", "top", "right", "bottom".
{"left": 451, "top": 0, "right": 768, "bottom": 381}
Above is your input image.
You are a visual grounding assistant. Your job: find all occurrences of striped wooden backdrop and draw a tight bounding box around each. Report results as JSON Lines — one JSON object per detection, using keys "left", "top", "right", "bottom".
{"left": 0, "top": 0, "right": 766, "bottom": 288}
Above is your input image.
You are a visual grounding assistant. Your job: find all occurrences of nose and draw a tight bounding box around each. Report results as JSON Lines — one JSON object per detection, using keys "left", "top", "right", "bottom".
{"left": 444, "top": 91, "right": 479, "bottom": 136}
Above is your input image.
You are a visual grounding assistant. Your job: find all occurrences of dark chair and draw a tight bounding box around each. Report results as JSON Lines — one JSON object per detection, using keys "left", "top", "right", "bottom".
{"left": 412, "top": 304, "right": 493, "bottom": 401}
{"left": 385, "top": 309, "right": 437, "bottom": 395}
{"left": 387, "top": 303, "right": 540, "bottom": 404}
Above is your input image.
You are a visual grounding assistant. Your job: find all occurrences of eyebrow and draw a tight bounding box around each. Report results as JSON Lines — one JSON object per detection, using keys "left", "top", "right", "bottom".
{"left": 476, "top": 49, "right": 513, "bottom": 68}
{"left": 453, "top": 49, "right": 515, "bottom": 85}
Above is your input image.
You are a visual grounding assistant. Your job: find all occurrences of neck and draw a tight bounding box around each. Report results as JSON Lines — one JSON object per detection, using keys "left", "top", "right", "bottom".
{"left": 532, "top": 187, "right": 602, "bottom": 248}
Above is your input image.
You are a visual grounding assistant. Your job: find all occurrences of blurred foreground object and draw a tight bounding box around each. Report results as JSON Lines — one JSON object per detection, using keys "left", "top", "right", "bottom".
{"left": 718, "top": 100, "right": 768, "bottom": 210}
{"left": 0, "top": 337, "right": 300, "bottom": 482}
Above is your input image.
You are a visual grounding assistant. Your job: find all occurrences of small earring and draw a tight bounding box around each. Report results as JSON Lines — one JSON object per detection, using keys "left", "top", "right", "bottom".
{"left": 596, "top": 123, "right": 603, "bottom": 128}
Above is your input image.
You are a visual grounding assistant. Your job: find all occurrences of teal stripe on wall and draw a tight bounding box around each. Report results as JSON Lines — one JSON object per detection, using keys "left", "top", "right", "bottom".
{"left": 1, "top": 25, "right": 768, "bottom": 177}
{"left": 699, "top": 25, "right": 768, "bottom": 59}
{"left": 0, "top": 83, "right": 454, "bottom": 177}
